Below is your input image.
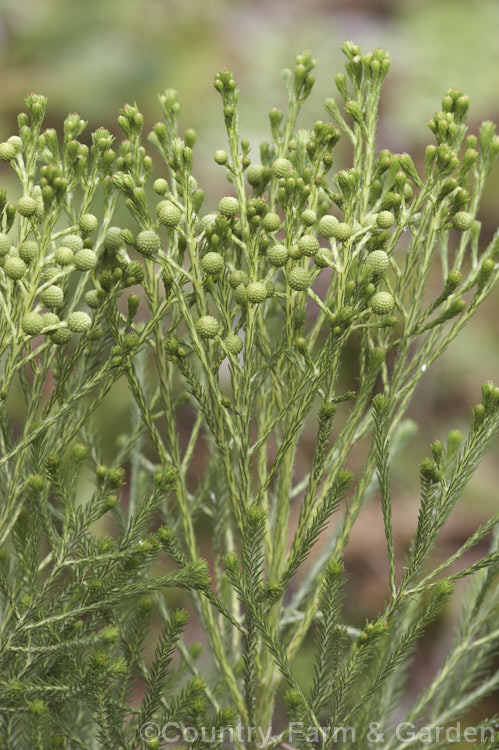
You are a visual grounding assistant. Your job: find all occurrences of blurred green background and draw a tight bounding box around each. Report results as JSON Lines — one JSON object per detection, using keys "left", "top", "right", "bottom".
{"left": 1, "top": 0, "right": 498, "bottom": 730}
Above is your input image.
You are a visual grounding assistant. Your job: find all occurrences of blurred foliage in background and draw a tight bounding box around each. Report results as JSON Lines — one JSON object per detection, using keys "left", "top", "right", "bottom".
{"left": 1, "top": 0, "right": 498, "bottom": 716}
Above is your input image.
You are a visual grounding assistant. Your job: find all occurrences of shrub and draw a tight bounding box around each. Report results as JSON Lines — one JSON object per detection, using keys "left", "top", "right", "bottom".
{"left": 0, "top": 44, "right": 498, "bottom": 748}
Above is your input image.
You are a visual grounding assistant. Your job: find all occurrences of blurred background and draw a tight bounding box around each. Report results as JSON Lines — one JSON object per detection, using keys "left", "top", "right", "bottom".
{"left": 1, "top": 0, "right": 498, "bottom": 735}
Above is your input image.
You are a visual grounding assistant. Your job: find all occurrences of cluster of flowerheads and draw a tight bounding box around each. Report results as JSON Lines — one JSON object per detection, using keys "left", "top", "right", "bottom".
{"left": 1, "top": 43, "right": 498, "bottom": 365}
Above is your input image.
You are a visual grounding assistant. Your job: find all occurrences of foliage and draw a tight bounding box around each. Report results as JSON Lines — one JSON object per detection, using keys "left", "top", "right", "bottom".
{"left": 0, "top": 42, "right": 498, "bottom": 749}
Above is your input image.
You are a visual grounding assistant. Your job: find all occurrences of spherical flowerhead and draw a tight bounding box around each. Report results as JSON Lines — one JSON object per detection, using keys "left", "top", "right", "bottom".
{"left": 246, "top": 164, "right": 264, "bottom": 186}
{"left": 8, "top": 135, "right": 23, "bottom": 152}
{"left": 366, "top": 250, "right": 389, "bottom": 275}
{"left": 196, "top": 315, "right": 219, "bottom": 338}
{"left": 246, "top": 281, "right": 267, "bottom": 304}
{"left": 136, "top": 230, "right": 161, "bottom": 258}
{"left": 371, "top": 291, "right": 395, "bottom": 315}
{"left": 66, "top": 311, "right": 92, "bottom": 333}
{"left": 40, "top": 265, "right": 58, "bottom": 282}
{"left": 287, "top": 267, "right": 311, "bottom": 291}
{"left": 267, "top": 243, "right": 288, "bottom": 267}
{"left": 228, "top": 269, "right": 249, "bottom": 289}
{"left": 42, "top": 312, "right": 60, "bottom": 329}
{"left": 201, "top": 251, "right": 224, "bottom": 275}
{"left": 201, "top": 213, "right": 217, "bottom": 229}
{"left": 298, "top": 235, "right": 320, "bottom": 257}
{"left": 63, "top": 234, "right": 84, "bottom": 252}
{"left": 104, "top": 227, "right": 123, "bottom": 252}
{"left": 376, "top": 210, "right": 395, "bottom": 229}
{"left": 234, "top": 283, "right": 248, "bottom": 305}
{"left": 301, "top": 209, "right": 317, "bottom": 226}
{"left": 453, "top": 211, "right": 473, "bottom": 231}
{"left": 74, "top": 248, "right": 97, "bottom": 271}
{"left": 153, "top": 178, "right": 168, "bottom": 195}
{"left": 156, "top": 200, "right": 181, "bottom": 227}
{"left": 40, "top": 285, "right": 64, "bottom": 309}
{"left": 0, "top": 233, "right": 10, "bottom": 256}
{"left": 55, "top": 246, "right": 74, "bottom": 266}
{"left": 19, "top": 241, "right": 38, "bottom": 264}
{"left": 262, "top": 212, "right": 281, "bottom": 232}
{"left": 79, "top": 213, "right": 98, "bottom": 236}
{"left": 214, "top": 149, "right": 228, "bottom": 165}
{"left": 331, "top": 222, "right": 353, "bottom": 242}
{"left": 271, "top": 158, "right": 293, "bottom": 178}
{"left": 50, "top": 326, "right": 73, "bottom": 345}
{"left": 0, "top": 142, "right": 16, "bottom": 161}
{"left": 224, "top": 333, "right": 243, "bottom": 355}
{"left": 85, "top": 289, "right": 100, "bottom": 309}
{"left": 288, "top": 244, "right": 302, "bottom": 260}
{"left": 22, "top": 312, "right": 44, "bottom": 337}
{"left": 17, "top": 196, "right": 37, "bottom": 218}
{"left": 318, "top": 215, "right": 339, "bottom": 239}
{"left": 314, "top": 249, "right": 333, "bottom": 268}
{"left": 218, "top": 196, "right": 239, "bottom": 217}
{"left": 4, "top": 256, "right": 27, "bottom": 280}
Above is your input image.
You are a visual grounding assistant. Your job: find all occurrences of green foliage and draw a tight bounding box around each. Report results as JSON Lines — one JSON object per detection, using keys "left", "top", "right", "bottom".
{"left": 0, "top": 42, "right": 499, "bottom": 748}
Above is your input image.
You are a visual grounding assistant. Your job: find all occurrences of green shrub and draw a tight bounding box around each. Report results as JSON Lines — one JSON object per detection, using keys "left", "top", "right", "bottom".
{"left": 0, "top": 43, "right": 498, "bottom": 748}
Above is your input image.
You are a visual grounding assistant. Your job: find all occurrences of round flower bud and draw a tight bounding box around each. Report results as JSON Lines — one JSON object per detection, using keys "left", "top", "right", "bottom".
{"left": 19, "top": 241, "right": 37, "bottom": 263}
{"left": 55, "top": 246, "right": 74, "bottom": 266}
{"left": 7, "top": 135, "right": 23, "bottom": 153}
{"left": 66, "top": 311, "right": 92, "bottom": 333}
{"left": 265, "top": 280, "right": 275, "bottom": 298}
{"left": 40, "top": 265, "right": 58, "bottom": 282}
{"left": 4, "top": 256, "right": 27, "bottom": 280}
{"left": 246, "top": 281, "right": 267, "bottom": 304}
{"left": 201, "top": 251, "right": 224, "bottom": 275}
{"left": 42, "top": 312, "right": 60, "bottom": 328}
{"left": 0, "top": 233, "right": 10, "bottom": 256}
{"left": 268, "top": 243, "right": 288, "bottom": 267}
{"left": 218, "top": 196, "right": 239, "bottom": 217}
{"left": 0, "top": 142, "right": 16, "bottom": 161}
{"left": 318, "top": 215, "right": 339, "bottom": 239}
{"left": 246, "top": 164, "right": 264, "bottom": 186}
{"left": 288, "top": 267, "right": 311, "bottom": 291}
{"left": 22, "top": 312, "right": 44, "bottom": 336}
{"left": 314, "top": 249, "right": 333, "bottom": 268}
{"left": 453, "top": 211, "right": 473, "bottom": 231}
{"left": 40, "top": 285, "right": 64, "bottom": 309}
{"left": 50, "top": 326, "right": 73, "bottom": 345}
{"left": 366, "top": 250, "right": 389, "bottom": 275}
{"left": 136, "top": 230, "right": 161, "bottom": 258}
{"left": 201, "top": 213, "right": 217, "bottom": 229}
{"left": 214, "top": 150, "right": 228, "bottom": 165}
{"left": 104, "top": 227, "right": 123, "bottom": 251}
{"left": 228, "top": 271, "right": 248, "bottom": 291}
{"left": 331, "top": 222, "right": 353, "bottom": 242}
{"left": 156, "top": 200, "right": 181, "bottom": 227}
{"left": 271, "top": 158, "right": 293, "bottom": 178}
{"left": 17, "top": 196, "right": 37, "bottom": 217}
{"left": 153, "top": 178, "right": 168, "bottom": 195}
{"left": 371, "top": 291, "right": 395, "bottom": 315}
{"left": 298, "top": 235, "right": 320, "bottom": 257}
{"left": 262, "top": 212, "right": 281, "bottom": 232}
{"left": 288, "top": 244, "right": 302, "bottom": 260}
{"left": 74, "top": 248, "right": 97, "bottom": 271}
{"left": 301, "top": 209, "right": 317, "bottom": 226}
{"left": 63, "top": 234, "right": 84, "bottom": 252}
{"left": 79, "top": 213, "right": 98, "bottom": 235}
{"left": 234, "top": 284, "right": 247, "bottom": 305}
{"left": 376, "top": 210, "right": 395, "bottom": 229}
{"left": 196, "top": 315, "right": 219, "bottom": 338}
{"left": 85, "top": 289, "right": 100, "bottom": 309}
{"left": 224, "top": 333, "right": 243, "bottom": 355}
